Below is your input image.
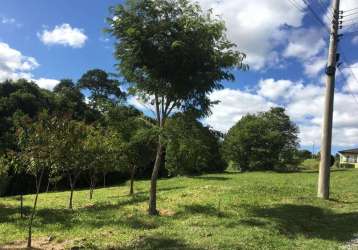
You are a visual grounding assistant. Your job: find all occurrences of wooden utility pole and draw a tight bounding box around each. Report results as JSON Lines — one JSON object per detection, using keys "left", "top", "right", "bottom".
{"left": 318, "top": 0, "right": 340, "bottom": 199}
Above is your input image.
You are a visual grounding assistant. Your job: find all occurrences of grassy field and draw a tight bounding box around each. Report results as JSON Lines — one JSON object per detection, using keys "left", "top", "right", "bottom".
{"left": 0, "top": 169, "right": 358, "bottom": 249}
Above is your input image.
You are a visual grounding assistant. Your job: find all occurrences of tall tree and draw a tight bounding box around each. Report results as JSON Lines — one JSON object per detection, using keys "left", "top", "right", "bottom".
{"left": 107, "top": 0, "right": 247, "bottom": 215}
{"left": 78, "top": 69, "right": 125, "bottom": 111}
{"left": 53, "top": 79, "right": 89, "bottom": 120}
{"left": 0, "top": 79, "right": 55, "bottom": 153}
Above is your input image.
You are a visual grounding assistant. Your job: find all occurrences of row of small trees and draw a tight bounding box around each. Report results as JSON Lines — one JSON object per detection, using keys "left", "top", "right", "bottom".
{"left": 7, "top": 109, "right": 154, "bottom": 247}
{"left": 1, "top": 0, "right": 248, "bottom": 247}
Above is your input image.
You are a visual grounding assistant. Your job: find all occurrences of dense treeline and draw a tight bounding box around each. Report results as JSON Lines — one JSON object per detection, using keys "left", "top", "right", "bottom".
{"left": 0, "top": 76, "right": 226, "bottom": 197}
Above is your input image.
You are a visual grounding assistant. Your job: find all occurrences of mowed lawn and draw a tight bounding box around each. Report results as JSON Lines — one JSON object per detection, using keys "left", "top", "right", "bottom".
{"left": 0, "top": 170, "right": 358, "bottom": 249}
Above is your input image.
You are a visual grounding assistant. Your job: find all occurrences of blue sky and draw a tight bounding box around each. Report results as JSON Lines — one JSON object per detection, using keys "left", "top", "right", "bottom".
{"left": 1, "top": 0, "right": 358, "bottom": 153}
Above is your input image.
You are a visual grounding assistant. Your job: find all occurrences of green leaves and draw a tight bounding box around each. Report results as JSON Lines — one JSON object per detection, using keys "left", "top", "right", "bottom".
{"left": 223, "top": 108, "right": 300, "bottom": 171}
{"left": 164, "top": 113, "right": 226, "bottom": 175}
{"left": 107, "top": 0, "right": 247, "bottom": 119}
{"left": 78, "top": 69, "right": 125, "bottom": 111}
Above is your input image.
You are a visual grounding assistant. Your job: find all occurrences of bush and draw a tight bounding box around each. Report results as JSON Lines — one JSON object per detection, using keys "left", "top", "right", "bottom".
{"left": 300, "top": 159, "right": 319, "bottom": 170}
{"left": 0, "top": 156, "right": 10, "bottom": 196}
{"left": 339, "top": 163, "right": 355, "bottom": 169}
{"left": 0, "top": 175, "right": 10, "bottom": 196}
{"left": 165, "top": 114, "right": 226, "bottom": 176}
{"left": 222, "top": 108, "right": 299, "bottom": 171}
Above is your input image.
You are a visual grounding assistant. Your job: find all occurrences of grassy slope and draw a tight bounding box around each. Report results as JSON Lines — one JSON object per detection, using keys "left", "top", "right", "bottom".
{"left": 0, "top": 170, "right": 358, "bottom": 249}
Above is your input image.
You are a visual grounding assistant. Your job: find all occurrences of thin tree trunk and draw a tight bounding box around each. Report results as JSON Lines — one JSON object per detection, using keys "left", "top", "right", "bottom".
{"left": 148, "top": 142, "right": 163, "bottom": 215}
{"left": 68, "top": 175, "right": 74, "bottom": 210}
{"left": 103, "top": 172, "right": 106, "bottom": 188}
{"left": 46, "top": 179, "right": 50, "bottom": 193}
{"left": 89, "top": 187, "right": 93, "bottom": 200}
{"left": 89, "top": 175, "right": 95, "bottom": 200}
{"left": 20, "top": 193, "right": 23, "bottom": 219}
{"left": 129, "top": 165, "right": 137, "bottom": 195}
{"left": 69, "top": 188, "right": 74, "bottom": 209}
{"left": 27, "top": 168, "right": 44, "bottom": 248}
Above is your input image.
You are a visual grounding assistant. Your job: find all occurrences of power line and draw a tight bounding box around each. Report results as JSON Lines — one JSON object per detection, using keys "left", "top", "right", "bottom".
{"left": 339, "top": 52, "right": 358, "bottom": 90}
{"left": 342, "top": 30, "right": 358, "bottom": 36}
{"left": 316, "top": 0, "right": 333, "bottom": 22}
{"left": 341, "top": 11, "right": 358, "bottom": 18}
{"left": 341, "top": 22, "right": 358, "bottom": 30}
{"left": 302, "top": 0, "right": 331, "bottom": 33}
{"left": 288, "top": 0, "right": 305, "bottom": 12}
{"left": 337, "top": 66, "right": 358, "bottom": 106}
{"left": 338, "top": 66, "right": 358, "bottom": 101}
{"left": 343, "top": 7, "right": 358, "bottom": 13}
{"left": 341, "top": 17, "right": 358, "bottom": 23}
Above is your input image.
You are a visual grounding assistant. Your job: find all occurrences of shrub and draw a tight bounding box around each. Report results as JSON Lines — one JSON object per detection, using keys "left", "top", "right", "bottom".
{"left": 222, "top": 108, "right": 299, "bottom": 171}
{"left": 339, "top": 163, "right": 355, "bottom": 169}
{"left": 300, "top": 159, "right": 319, "bottom": 170}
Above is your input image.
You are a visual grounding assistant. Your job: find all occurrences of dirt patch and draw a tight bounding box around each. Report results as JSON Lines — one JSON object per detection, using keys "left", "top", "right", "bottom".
{"left": 344, "top": 235, "right": 358, "bottom": 250}
{"left": 0, "top": 237, "right": 72, "bottom": 250}
{"left": 159, "top": 209, "right": 176, "bottom": 217}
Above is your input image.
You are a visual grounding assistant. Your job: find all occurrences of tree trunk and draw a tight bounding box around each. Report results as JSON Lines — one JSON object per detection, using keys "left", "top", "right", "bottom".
{"left": 89, "top": 187, "right": 93, "bottom": 200}
{"left": 89, "top": 176, "right": 95, "bottom": 200}
{"left": 129, "top": 165, "right": 137, "bottom": 195}
{"left": 46, "top": 179, "right": 50, "bottom": 193}
{"left": 148, "top": 142, "right": 163, "bottom": 215}
{"left": 20, "top": 193, "right": 23, "bottom": 219}
{"left": 68, "top": 175, "right": 74, "bottom": 210}
{"left": 103, "top": 172, "right": 106, "bottom": 188}
{"left": 27, "top": 169, "right": 44, "bottom": 248}
{"left": 69, "top": 188, "right": 74, "bottom": 209}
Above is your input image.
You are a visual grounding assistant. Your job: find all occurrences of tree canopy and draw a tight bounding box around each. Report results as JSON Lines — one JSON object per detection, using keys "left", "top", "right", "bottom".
{"left": 223, "top": 107, "right": 299, "bottom": 171}
{"left": 107, "top": 0, "right": 247, "bottom": 215}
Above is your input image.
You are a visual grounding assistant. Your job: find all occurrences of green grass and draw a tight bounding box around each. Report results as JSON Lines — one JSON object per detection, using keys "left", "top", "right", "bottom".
{"left": 1, "top": 169, "right": 358, "bottom": 249}
{"left": 300, "top": 158, "right": 319, "bottom": 170}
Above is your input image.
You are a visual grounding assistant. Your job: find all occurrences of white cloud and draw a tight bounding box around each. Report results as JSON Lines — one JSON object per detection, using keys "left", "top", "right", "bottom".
{"left": 283, "top": 28, "right": 326, "bottom": 60}
{"left": 352, "top": 36, "right": 358, "bottom": 45}
{"left": 196, "top": 0, "right": 305, "bottom": 70}
{"left": 204, "top": 88, "right": 275, "bottom": 132}
{"left": 205, "top": 77, "right": 358, "bottom": 148}
{"left": 0, "top": 42, "right": 39, "bottom": 81}
{"left": 304, "top": 56, "right": 326, "bottom": 77}
{"left": 342, "top": 62, "right": 358, "bottom": 93}
{"left": 38, "top": 23, "right": 87, "bottom": 48}
{"left": 35, "top": 78, "right": 60, "bottom": 91}
{"left": 282, "top": 28, "right": 327, "bottom": 78}
{"left": 1, "top": 17, "right": 16, "bottom": 24}
{"left": 257, "top": 79, "right": 296, "bottom": 101}
{"left": 0, "top": 42, "right": 58, "bottom": 90}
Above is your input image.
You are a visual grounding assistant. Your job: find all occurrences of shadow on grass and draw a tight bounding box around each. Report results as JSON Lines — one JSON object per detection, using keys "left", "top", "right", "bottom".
{"left": 249, "top": 204, "right": 358, "bottom": 242}
{"left": 329, "top": 198, "right": 358, "bottom": 204}
{"left": 33, "top": 194, "right": 150, "bottom": 229}
{"left": 107, "top": 186, "right": 185, "bottom": 199}
{"left": 0, "top": 203, "right": 31, "bottom": 223}
{"left": 119, "top": 235, "right": 205, "bottom": 250}
{"left": 175, "top": 204, "right": 228, "bottom": 218}
{"left": 190, "top": 176, "right": 231, "bottom": 181}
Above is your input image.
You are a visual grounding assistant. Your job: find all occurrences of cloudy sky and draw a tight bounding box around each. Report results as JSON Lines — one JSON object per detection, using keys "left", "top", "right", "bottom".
{"left": 1, "top": 0, "right": 358, "bottom": 152}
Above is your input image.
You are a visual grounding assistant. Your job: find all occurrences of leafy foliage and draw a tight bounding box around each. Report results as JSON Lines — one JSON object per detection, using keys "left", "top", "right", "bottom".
{"left": 165, "top": 113, "right": 226, "bottom": 175}
{"left": 223, "top": 107, "right": 299, "bottom": 171}
{"left": 107, "top": 0, "right": 247, "bottom": 214}
{"left": 78, "top": 69, "right": 125, "bottom": 111}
